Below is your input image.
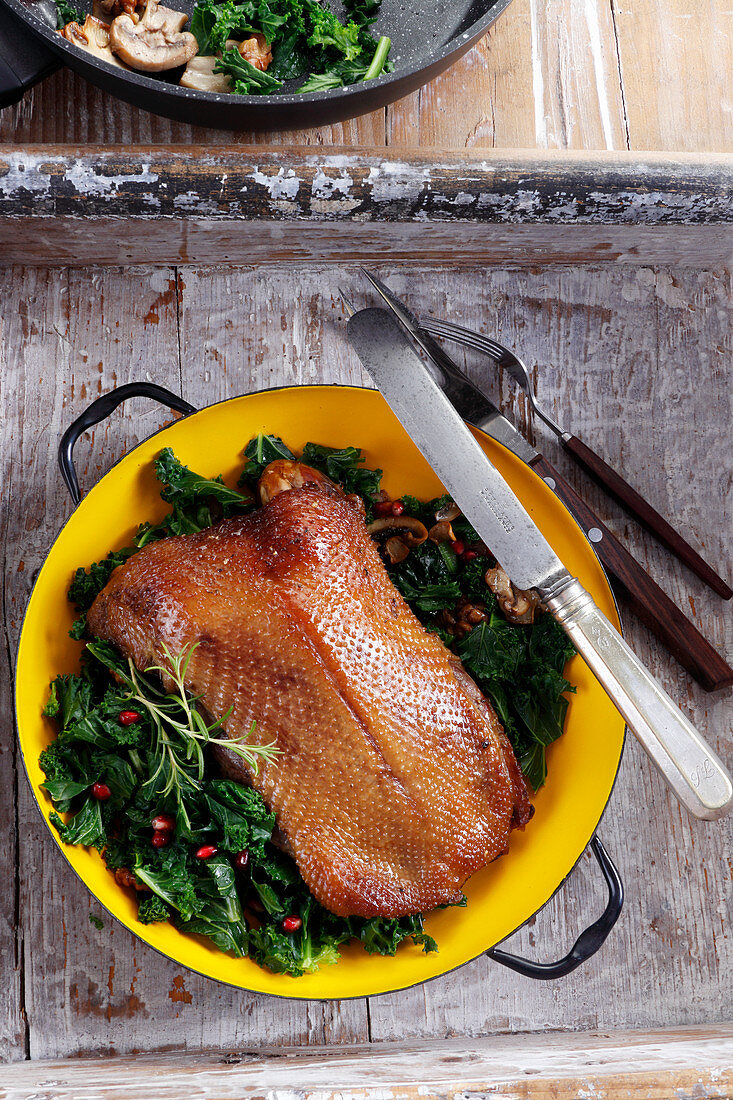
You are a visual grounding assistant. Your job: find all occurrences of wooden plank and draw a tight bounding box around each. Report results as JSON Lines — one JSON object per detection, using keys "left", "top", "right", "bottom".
{"left": 0, "top": 1026, "right": 731, "bottom": 1097}
{"left": 1, "top": 263, "right": 730, "bottom": 1061}
{"left": 613, "top": 0, "right": 733, "bottom": 152}
{"left": 0, "top": 220, "right": 730, "bottom": 267}
{"left": 0, "top": 282, "right": 27, "bottom": 1062}
{"left": 1, "top": 148, "right": 730, "bottom": 221}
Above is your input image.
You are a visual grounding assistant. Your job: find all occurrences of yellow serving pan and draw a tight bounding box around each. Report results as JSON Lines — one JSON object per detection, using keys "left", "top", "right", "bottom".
{"left": 16, "top": 384, "right": 625, "bottom": 999}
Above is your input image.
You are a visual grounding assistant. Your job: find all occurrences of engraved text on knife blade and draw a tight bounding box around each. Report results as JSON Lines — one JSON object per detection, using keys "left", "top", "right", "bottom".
{"left": 479, "top": 486, "right": 515, "bottom": 533}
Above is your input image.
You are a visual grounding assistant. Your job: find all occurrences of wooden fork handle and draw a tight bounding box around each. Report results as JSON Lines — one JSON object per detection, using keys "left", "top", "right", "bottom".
{"left": 528, "top": 454, "right": 733, "bottom": 693}
{"left": 562, "top": 434, "right": 732, "bottom": 600}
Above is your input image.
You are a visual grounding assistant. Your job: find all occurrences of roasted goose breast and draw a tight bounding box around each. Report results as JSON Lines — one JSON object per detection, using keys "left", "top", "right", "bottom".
{"left": 88, "top": 464, "right": 532, "bottom": 917}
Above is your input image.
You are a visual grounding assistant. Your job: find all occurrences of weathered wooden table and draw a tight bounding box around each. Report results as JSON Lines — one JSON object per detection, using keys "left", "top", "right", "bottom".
{"left": 0, "top": 0, "right": 731, "bottom": 1094}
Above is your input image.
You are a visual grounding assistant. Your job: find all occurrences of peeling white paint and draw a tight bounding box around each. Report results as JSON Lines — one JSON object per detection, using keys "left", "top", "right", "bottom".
{"left": 0, "top": 156, "right": 61, "bottom": 195}
{"left": 63, "top": 161, "right": 160, "bottom": 199}
{"left": 367, "top": 161, "right": 430, "bottom": 204}
{"left": 311, "top": 167, "right": 355, "bottom": 200}
{"left": 252, "top": 166, "right": 301, "bottom": 203}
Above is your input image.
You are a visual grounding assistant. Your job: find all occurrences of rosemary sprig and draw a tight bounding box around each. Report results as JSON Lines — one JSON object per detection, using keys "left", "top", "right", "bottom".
{"left": 89, "top": 639, "right": 279, "bottom": 807}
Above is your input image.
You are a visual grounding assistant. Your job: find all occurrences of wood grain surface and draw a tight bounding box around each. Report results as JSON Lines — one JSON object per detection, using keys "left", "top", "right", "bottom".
{"left": 0, "top": 0, "right": 731, "bottom": 149}
{"left": 0, "top": 261, "right": 731, "bottom": 1063}
{"left": 1, "top": 1026, "right": 732, "bottom": 1097}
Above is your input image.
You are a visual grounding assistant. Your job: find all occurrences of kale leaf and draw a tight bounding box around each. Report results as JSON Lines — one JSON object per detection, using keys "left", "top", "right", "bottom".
{"left": 215, "top": 48, "right": 284, "bottom": 93}
{"left": 457, "top": 612, "right": 575, "bottom": 790}
{"left": 306, "top": 3, "right": 361, "bottom": 60}
{"left": 138, "top": 895, "right": 171, "bottom": 924}
{"left": 51, "top": 797, "right": 105, "bottom": 849}
{"left": 55, "top": 0, "right": 82, "bottom": 27}
{"left": 204, "top": 780, "right": 275, "bottom": 856}
{"left": 240, "top": 433, "right": 296, "bottom": 485}
{"left": 155, "top": 448, "right": 253, "bottom": 514}
{"left": 300, "top": 442, "right": 383, "bottom": 500}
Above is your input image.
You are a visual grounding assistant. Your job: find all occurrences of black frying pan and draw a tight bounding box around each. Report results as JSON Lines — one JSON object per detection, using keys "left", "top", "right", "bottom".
{"left": 0, "top": 0, "right": 512, "bottom": 128}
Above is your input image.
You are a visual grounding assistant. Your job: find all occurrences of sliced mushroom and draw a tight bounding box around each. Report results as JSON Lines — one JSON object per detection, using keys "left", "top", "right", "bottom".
{"left": 109, "top": 0, "right": 197, "bottom": 72}
{"left": 367, "top": 516, "right": 428, "bottom": 547}
{"left": 384, "top": 536, "right": 410, "bottom": 565}
{"left": 485, "top": 565, "right": 541, "bottom": 624}
{"left": 435, "top": 501, "right": 461, "bottom": 522}
{"left": 180, "top": 54, "right": 233, "bottom": 92}
{"left": 181, "top": 39, "right": 243, "bottom": 91}
{"left": 96, "top": 0, "right": 143, "bottom": 21}
{"left": 428, "top": 519, "right": 455, "bottom": 543}
{"left": 91, "top": 0, "right": 112, "bottom": 23}
{"left": 59, "top": 15, "right": 129, "bottom": 66}
{"left": 258, "top": 460, "right": 341, "bottom": 505}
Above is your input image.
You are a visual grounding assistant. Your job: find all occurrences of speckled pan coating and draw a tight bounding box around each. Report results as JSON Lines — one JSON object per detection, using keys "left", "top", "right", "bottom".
{"left": 1, "top": 0, "right": 512, "bottom": 128}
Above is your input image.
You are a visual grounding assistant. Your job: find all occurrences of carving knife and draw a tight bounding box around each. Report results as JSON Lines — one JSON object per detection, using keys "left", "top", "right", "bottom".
{"left": 348, "top": 274, "right": 733, "bottom": 696}
{"left": 346, "top": 305, "right": 733, "bottom": 820}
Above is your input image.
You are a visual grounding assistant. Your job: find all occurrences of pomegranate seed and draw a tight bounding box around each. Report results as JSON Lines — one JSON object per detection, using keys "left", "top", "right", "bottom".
{"left": 119, "top": 710, "right": 141, "bottom": 726}
{"left": 282, "top": 915, "right": 302, "bottom": 933}
{"left": 452, "top": 539, "right": 465, "bottom": 556}
{"left": 151, "top": 814, "right": 175, "bottom": 832}
{"left": 234, "top": 850, "right": 250, "bottom": 872}
{"left": 391, "top": 500, "right": 405, "bottom": 516}
{"left": 151, "top": 830, "right": 172, "bottom": 848}
{"left": 373, "top": 501, "right": 393, "bottom": 517}
{"left": 463, "top": 550, "right": 478, "bottom": 562}
{"left": 195, "top": 844, "right": 218, "bottom": 860}
{"left": 91, "top": 781, "right": 111, "bottom": 801}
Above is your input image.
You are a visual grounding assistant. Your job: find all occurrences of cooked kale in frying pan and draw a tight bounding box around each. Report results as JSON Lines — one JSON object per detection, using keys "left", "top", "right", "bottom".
{"left": 54, "top": 0, "right": 391, "bottom": 95}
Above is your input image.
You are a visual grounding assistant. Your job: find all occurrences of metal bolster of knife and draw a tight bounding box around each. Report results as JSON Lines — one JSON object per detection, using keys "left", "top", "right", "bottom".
{"left": 541, "top": 575, "right": 594, "bottom": 614}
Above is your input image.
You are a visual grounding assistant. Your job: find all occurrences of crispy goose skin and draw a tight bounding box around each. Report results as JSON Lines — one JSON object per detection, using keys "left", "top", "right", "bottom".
{"left": 88, "top": 470, "right": 532, "bottom": 917}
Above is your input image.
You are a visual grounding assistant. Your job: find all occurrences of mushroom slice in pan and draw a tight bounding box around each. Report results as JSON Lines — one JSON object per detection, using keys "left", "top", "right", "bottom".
{"left": 180, "top": 54, "right": 233, "bottom": 92}
{"left": 109, "top": 0, "right": 197, "bottom": 72}
{"left": 180, "top": 40, "right": 244, "bottom": 91}
{"left": 428, "top": 519, "right": 456, "bottom": 543}
{"left": 485, "top": 564, "right": 541, "bottom": 625}
{"left": 96, "top": 0, "right": 144, "bottom": 21}
{"left": 59, "top": 15, "right": 130, "bottom": 67}
{"left": 367, "top": 515, "right": 429, "bottom": 564}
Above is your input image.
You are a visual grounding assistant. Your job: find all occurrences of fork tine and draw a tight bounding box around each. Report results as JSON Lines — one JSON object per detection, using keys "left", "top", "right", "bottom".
{"left": 433, "top": 321, "right": 507, "bottom": 359}
{"left": 422, "top": 320, "right": 503, "bottom": 362}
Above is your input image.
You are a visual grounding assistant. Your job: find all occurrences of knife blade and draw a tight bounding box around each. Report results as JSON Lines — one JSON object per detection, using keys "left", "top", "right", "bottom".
{"left": 347, "top": 305, "right": 733, "bottom": 821}
{"left": 347, "top": 276, "right": 733, "bottom": 694}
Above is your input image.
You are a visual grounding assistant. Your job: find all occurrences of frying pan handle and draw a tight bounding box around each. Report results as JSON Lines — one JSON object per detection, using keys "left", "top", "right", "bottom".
{"left": 0, "top": 1, "right": 60, "bottom": 108}
{"left": 487, "top": 836, "right": 623, "bottom": 979}
{"left": 59, "top": 382, "right": 196, "bottom": 505}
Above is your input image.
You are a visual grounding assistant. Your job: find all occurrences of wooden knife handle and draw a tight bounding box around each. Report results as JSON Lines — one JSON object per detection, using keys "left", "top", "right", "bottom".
{"left": 528, "top": 453, "right": 733, "bottom": 693}
{"left": 562, "top": 434, "right": 732, "bottom": 600}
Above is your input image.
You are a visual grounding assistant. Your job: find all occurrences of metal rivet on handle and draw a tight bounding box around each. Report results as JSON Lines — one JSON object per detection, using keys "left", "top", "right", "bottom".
{"left": 588, "top": 528, "right": 603, "bottom": 543}
{"left": 544, "top": 477, "right": 556, "bottom": 490}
